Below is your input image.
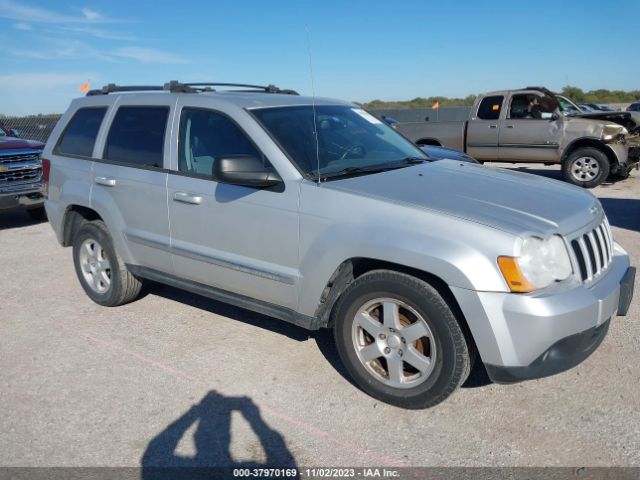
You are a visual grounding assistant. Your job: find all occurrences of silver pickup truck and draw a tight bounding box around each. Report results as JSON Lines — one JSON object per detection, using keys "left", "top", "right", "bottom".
{"left": 396, "top": 87, "right": 640, "bottom": 188}
{"left": 44, "top": 82, "right": 635, "bottom": 409}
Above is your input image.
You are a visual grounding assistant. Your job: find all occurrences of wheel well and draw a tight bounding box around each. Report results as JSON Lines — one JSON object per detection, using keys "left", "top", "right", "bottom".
{"left": 62, "top": 205, "right": 103, "bottom": 247}
{"left": 562, "top": 138, "right": 618, "bottom": 170}
{"left": 321, "top": 258, "right": 477, "bottom": 355}
{"left": 416, "top": 138, "right": 442, "bottom": 147}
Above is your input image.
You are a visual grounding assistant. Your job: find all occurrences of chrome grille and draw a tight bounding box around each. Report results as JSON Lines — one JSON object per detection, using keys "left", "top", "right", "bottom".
{"left": 0, "top": 152, "right": 42, "bottom": 185}
{"left": 570, "top": 217, "right": 614, "bottom": 282}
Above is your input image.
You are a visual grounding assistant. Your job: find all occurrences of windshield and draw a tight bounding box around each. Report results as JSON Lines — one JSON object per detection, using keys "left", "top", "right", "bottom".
{"left": 556, "top": 95, "right": 583, "bottom": 116}
{"left": 251, "top": 105, "right": 427, "bottom": 180}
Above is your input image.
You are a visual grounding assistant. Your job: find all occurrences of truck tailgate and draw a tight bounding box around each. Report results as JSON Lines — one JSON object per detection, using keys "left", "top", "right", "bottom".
{"left": 396, "top": 121, "right": 466, "bottom": 151}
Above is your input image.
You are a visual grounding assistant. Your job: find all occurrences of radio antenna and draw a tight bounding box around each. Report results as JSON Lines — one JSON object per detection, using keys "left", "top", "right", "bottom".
{"left": 305, "top": 24, "right": 321, "bottom": 185}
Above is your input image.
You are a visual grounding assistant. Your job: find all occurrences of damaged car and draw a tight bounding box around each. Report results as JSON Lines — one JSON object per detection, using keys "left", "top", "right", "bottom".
{"left": 396, "top": 87, "right": 640, "bottom": 188}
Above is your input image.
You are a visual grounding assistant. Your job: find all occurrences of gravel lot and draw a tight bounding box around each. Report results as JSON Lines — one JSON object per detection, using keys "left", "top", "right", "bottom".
{"left": 1, "top": 164, "right": 638, "bottom": 470}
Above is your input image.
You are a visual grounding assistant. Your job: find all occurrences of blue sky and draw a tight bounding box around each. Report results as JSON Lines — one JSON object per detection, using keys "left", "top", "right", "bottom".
{"left": 1, "top": 0, "right": 638, "bottom": 115}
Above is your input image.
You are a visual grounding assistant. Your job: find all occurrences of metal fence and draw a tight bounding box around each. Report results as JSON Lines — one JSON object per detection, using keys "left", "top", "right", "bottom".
{"left": 0, "top": 115, "right": 62, "bottom": 144}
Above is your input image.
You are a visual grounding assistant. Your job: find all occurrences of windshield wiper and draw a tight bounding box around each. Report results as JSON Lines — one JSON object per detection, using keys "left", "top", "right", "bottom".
{"left": 320, "top": 157, "right": 427, "bottom": 181}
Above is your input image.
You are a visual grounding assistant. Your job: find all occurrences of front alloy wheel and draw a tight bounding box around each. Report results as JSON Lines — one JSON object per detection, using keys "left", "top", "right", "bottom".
{"left": 352, "top": 298, "right": 436, "bottom": 389}
{"left": 333, "top": 270, "right": 472, "bottom": 409}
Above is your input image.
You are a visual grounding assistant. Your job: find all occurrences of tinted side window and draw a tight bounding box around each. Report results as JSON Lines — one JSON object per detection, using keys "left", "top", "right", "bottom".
{"left": 56, "top": 107, "right": 107, "bottom": 157}
{"left": 477, "top": 96, "right": 504, "bottom": 120}
{"left": 179, "top": 108, "right": 266, "bottom": 176}
{"left": 104, "top": 106, "right": 169, "bottom": 167}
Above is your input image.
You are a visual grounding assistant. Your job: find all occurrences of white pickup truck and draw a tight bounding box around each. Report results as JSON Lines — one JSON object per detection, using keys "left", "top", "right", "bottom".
{"left": 396, "top": 87, "right": 640, "bottom": 188}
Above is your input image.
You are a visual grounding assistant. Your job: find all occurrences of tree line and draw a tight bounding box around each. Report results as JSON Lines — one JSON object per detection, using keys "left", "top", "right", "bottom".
{"left": 363, "top": 86, "right": 640, "bottom": 109}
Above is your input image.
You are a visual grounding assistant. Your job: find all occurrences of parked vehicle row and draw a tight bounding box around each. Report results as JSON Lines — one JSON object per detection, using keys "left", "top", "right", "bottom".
{"left": 0, "top": 124, "right": 46, "bottom": 219}
{"left": 395, "top": 87, "right": 640, "bottom": 188}
{"left": 43, "top": 81, "right": 634, "bottom": 409}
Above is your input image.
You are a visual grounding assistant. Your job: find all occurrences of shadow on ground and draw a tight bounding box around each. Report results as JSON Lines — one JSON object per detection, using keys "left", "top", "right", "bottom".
{"left": 0, "top": 210, "right": 46, "bottom": 231}
{"left": 599, "top": 198, "right": 640, "bottom": 233}
{"left": 148, "top": 283, "right": 311, "bottom": 342}
{"left": 149, "top": 284, "right": 493, "bottom": 392}
{"left": 141, "top": 390, "right": 297, "bottom": 479}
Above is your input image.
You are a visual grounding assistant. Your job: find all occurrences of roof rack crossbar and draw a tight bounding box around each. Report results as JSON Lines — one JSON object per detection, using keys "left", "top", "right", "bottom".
{"left": 173, "top": 81, "right": 299, "bottom": 95}
{"left": 86, "top": 81, "right": 299, "bottom": 96}
{"left": 86, "top": 84, "right": 165, "bottom": 96}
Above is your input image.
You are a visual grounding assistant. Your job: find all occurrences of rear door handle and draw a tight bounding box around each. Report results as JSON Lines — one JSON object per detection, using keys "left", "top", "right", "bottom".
{"left": 489, "top": 125, "right": 498, "bottom": 129}
{"left": 95, "top": 176, "right": 116, "bottom": 187}
{"left": 505, "top": 125, "right": 514, "bottom": 129}
{"left": 173, "top": 191, "right": 202, "bottom": 205}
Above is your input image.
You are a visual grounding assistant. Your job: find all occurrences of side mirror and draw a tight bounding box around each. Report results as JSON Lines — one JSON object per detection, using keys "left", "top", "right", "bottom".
{"left": 9, "top": 129, "right": 20, "bottom": 137}
{"left": 212, "top": 155, "right": 282, "bottom": 188}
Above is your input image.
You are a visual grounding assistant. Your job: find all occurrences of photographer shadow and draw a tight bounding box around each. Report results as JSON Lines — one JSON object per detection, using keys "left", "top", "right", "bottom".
{"left": 141, "top": 390, "right": 297, "bottom": 479}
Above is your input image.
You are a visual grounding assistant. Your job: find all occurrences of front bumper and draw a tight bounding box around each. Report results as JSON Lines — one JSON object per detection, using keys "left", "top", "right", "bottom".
{"left": 0, "top": 183, "right": 44, "bottom": 212}
{"left": 487, "top": 265, "right": 635, "bottom": 383}
{"left": 451, "top": 243, "right": 634, "bottom": 383}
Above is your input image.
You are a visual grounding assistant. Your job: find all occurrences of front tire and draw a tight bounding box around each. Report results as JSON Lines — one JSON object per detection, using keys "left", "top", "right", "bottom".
{"left": 562, "top": 147, "right": 609, "bottom": 188}
{"left": 332, "top": 270, "right": 471, "bottom": 409}
{"left": 72, "top": 220, "right": 142, "bottom": 306}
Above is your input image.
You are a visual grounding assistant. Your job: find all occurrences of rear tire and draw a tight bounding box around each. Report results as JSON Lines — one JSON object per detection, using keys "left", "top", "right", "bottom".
{"left": 562, "top": 147, "right": 609, "bottom": 188}
{"left": 72, "top": 220, "right": 142, "bottom": 306}
{"left": 332, "top": 270, "right": 471, "bottom": 409}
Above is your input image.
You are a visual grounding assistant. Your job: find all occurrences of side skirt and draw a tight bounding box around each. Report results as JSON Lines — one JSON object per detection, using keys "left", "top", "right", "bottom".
{"left": 127, "top": 265, "right": 321, "bottom": 330}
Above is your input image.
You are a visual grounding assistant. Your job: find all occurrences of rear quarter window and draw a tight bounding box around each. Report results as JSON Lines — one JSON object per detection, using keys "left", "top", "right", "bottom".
{"left": 55, "top": 107, "right": 107, "bottom": 157}
{"left": 476, "top": 96, "right": 504, "bottom": 120}
{"left": 104, "top": 106, "right": 169, "bottom": 168}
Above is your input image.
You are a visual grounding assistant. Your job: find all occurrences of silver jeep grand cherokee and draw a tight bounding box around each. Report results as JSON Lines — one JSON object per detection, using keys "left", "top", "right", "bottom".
{"left": 43, "top": 81, "right": 635, "bottom": 409}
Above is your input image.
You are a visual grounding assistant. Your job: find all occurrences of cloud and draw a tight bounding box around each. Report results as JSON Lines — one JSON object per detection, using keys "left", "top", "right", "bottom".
{"left": 0, "top": 72, "right": 99, "bottom": 115}
{"left": 14, "top": 22, "right": 32, "bottom": 30}
{"left": 0, "top": 0, "right": 118, "bottom": 23}
{"left": 81, "top": 8, "right": 102, "bottom": 20}
{"left": 112, "top": 47, "right": 188, "bottom": 64}
{"left": 0, "top": 72, "right": 97, "bottom": 90}
{"left": 7, "top": 36, "right": 114, "bottom": 61}
{"left": 48, "top": 25, "right": 136, "bottom": 41}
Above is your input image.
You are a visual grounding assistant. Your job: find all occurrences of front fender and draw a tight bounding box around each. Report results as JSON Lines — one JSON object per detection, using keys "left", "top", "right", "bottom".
{"left": 296, "top": 186, "right": 514, "bottom": 316}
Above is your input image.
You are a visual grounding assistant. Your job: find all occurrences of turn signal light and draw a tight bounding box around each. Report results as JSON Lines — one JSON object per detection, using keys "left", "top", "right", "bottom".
{"left": 497, "top": 256, "right": 535, "bottom": 293}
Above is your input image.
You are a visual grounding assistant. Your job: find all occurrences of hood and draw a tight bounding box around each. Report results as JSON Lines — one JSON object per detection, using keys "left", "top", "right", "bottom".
{"left": 419, "top": 145, "right": 478, "bottom": 163}
{"left": 0, "top": 137, "right": 45, "bottom": 151}
{"left": 324, "top": 160, "right": 599, "bottom": 236}
{"left": 573, "top": 111, "right": 640, "bottom": 134}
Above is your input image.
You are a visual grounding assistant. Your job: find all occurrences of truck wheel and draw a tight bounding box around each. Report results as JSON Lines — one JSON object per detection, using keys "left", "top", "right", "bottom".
{"left": 331, "top": 270, "right": 471, "bottom": 409}
{"left": 562, "top": 147, "right": 609, "bottom": 188}
{"left": 27, "top": 207, "right": 46, "bottom": 220}
{"left": 72, "top": 220, "right": 142, "bottom": 307}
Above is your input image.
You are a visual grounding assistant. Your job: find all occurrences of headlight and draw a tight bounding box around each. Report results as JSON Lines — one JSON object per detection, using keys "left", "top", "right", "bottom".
{"left": 498, "top": 235, "right": 573, "bottom": 292}
{"left": 602, "top": 124, "right": 627, "bottom": 141}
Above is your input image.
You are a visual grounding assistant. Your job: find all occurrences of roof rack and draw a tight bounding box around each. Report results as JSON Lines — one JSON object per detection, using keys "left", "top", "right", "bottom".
{"left": 86, "top": 81, "right": 299, "bottom": 96}
{"left": 86, "top": 84, "right": 165, "bottom": 96}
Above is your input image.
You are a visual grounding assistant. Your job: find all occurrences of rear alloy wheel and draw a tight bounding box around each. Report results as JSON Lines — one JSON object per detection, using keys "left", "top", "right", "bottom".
{"left": 72, "top": 220, "right": 142, "bottom": 306}
{"left": 562, "top": 147, "right": 609, "bottom": 188}
{"left": 332, "top": 270, "right": 471, "bottom": 409}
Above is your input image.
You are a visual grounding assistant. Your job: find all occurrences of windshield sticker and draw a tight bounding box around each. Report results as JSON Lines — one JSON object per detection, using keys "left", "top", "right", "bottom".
{"left": 352, "top": 108, "right": 383, "bottom": 124}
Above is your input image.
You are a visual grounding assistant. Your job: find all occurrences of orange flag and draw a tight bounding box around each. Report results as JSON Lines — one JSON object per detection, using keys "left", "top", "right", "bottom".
{"left": 432, "top": 101, "right": 440, "bottom": 109}
{"left": 78, "top": 80, "right": 91, "bottom": 93}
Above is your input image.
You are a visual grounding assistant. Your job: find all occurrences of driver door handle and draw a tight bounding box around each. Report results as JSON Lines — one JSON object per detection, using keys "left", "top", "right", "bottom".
{"left": 95, "top": 176, "right": 116, "bottom": 187}
{"left": 489, "top": 125, "right": 497, "bottom": 129}
{"left": 173, "top": 191, "right": 202, "bottom": 205}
